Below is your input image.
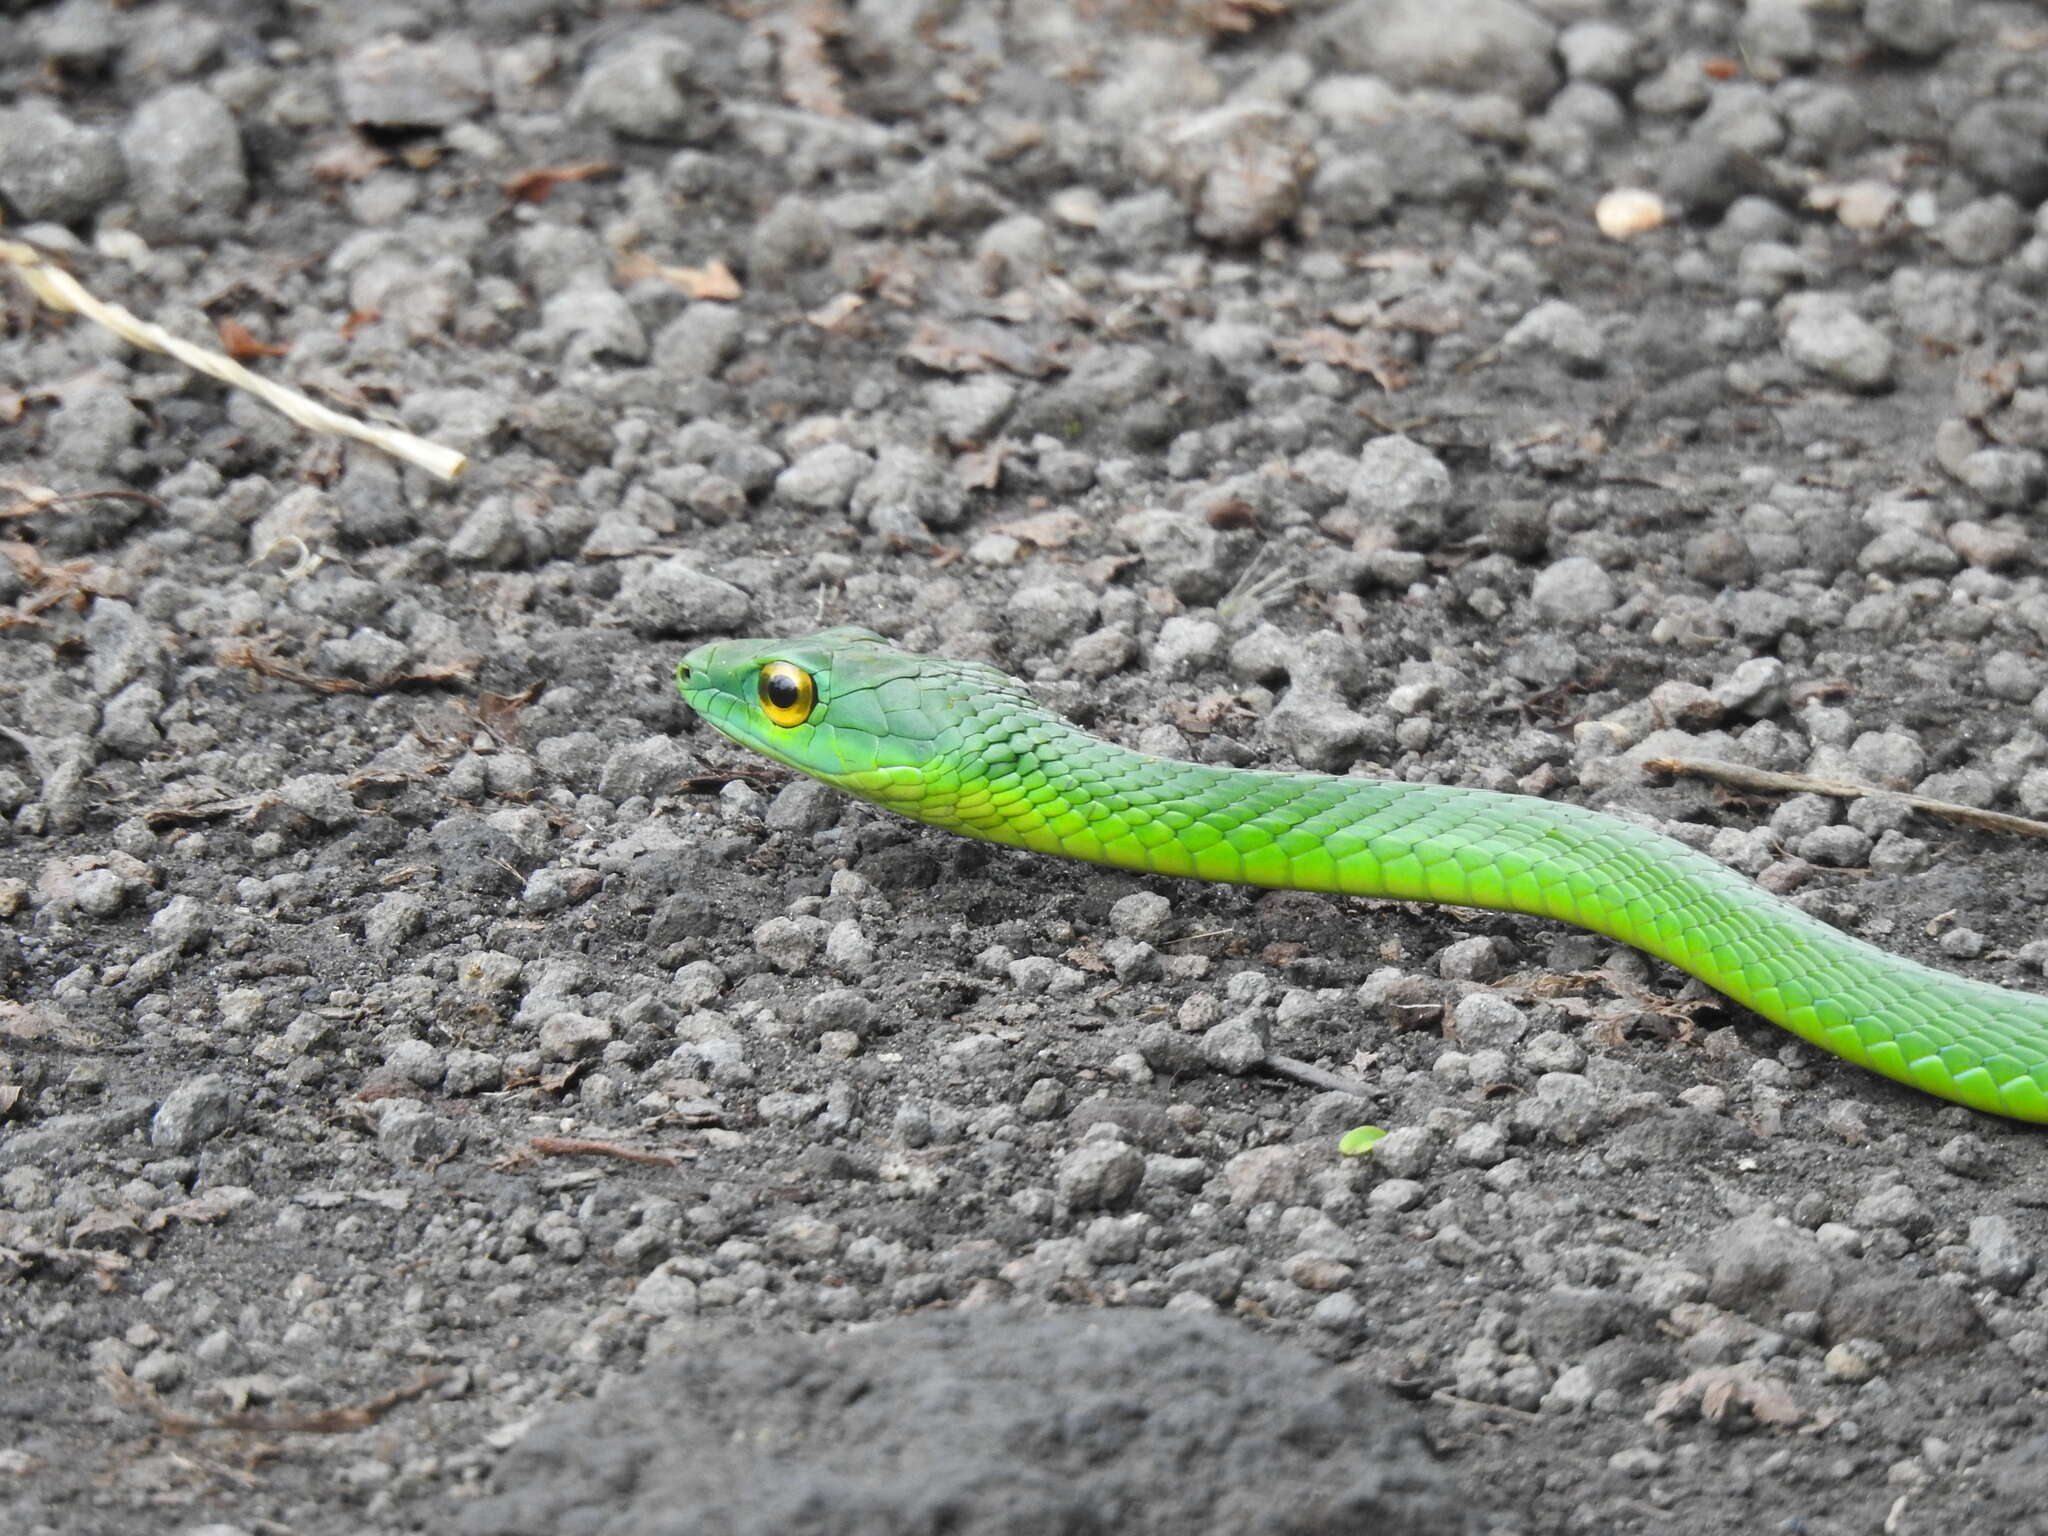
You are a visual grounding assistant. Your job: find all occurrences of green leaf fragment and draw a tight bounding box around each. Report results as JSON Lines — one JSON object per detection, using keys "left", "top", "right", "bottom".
{"left": 1337, "top": 1125, "right": 1388, "bottom": 1157}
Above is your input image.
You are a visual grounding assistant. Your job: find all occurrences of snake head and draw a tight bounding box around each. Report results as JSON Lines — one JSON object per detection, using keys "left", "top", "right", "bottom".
{"left": 675, "top": 627, "right": 1028, "bottom": 805}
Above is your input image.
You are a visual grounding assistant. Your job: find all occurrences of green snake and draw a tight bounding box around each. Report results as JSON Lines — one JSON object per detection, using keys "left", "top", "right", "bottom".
{"left": 676, "top": 626, "right": 2048, "bottom": 1123}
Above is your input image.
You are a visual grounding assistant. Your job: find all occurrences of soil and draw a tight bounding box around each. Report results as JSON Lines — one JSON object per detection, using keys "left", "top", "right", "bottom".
{"left": 5, "top": 1, "right": 2048, "bottom": 1533}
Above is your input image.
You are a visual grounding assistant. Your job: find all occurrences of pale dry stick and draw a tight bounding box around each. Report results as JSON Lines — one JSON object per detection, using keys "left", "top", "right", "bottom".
{"left": 0, "top": 235, "right": 467, "bottom": 481}
{"left": 1646, "top": 756, "right": 2048, "bottom": 841}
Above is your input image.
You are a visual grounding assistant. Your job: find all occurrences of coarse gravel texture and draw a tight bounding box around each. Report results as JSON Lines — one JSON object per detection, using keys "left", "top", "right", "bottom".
{"left": 4, "top": 1, "right": 2048, "bottom": 1533}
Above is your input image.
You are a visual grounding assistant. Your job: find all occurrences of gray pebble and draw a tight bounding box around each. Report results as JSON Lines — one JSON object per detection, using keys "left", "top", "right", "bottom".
{"left": 1349, "top": 434, "right": 1451, "bottom": 541}
{"left": 775, "top": 444, "right": 873, "bottom": 512}
{"left": 1263, "top": 689, "right": 1372, "bottom": 773}
{"left": 1935, "top": 196, "right": 2026, "bottom": 265}
{"left": 620, "top": 559, "right": 752, "bottom": 637}
{"left": 1109, "top": 892, "right": 1173, "bottom": 942}
{"left": 1369, "top": 1125, "right": 1434, "bottom": 1180}
{"left": 1530, "top": 556, "right": 1620, "bottom": 622}
{"left": 754, "top": 916, "right": 825, "bottom": 974}
{"left": 1437, "top": 937, "right": 1505, "bottom": 983}
{"left": 338, "top": 34, "right": 488, "bottom": 129}
{"left": 1199, "top": 1015, "right": 1269, "bottom": 1075}
{"left": 151, "top": 1075, "right": 238, "bottom": 1152}
{"left": 1793, "top": 824, "right": 1870, "bottom": 868}
{"left": 1312, "top": 0, "right": 1557, "bottom": 109}
{"left": 1846, "top": 730, "right": 1925, "bottom": 790}
{"left": 538, "top": 1012, "right": 614, "bottom": 1062}
{"left": 1007, "top": 580, "right": 1100, "bottom": 649}
{"left": 1452, "top": 1122, "right": 1508, "bottom": 1168}
{"left": 1152, "top": 616, "right": 1222, "bottom": 676}
{"left": 1055, "top": 1140, "right": 1145, "bottom": 1210}
{"left": 601, "top": 736, "right": 693, "bottom": 802}
{"left": 1863, "top": 0, "right": 1957, "bottom": 57}
{"left": 1452, "top": 992, "right": 1530, "bottom": 1050}
{"left": 572, "top": 31, "right": 718, "bottom": 143}
{"left": 0, "top": 100, "right": 124, "bottom": 223}
{"left": 364, "top": 892, "right": 427, "bottom": 949}
{"left": 653, "top": 304, "right": 745, "bottom": 380}
{"left": 120, "top": 86, "right": 247, "bottom": 242}
{"left": 1501, "top": 300, "right": 1606, "bottom": 376}
{"left": 1223, "top": 1145, "right": 1304, "bottom": 1209}
{"left": 1969, "top": 1214, "right": 2034, "bottom": 1296}
{"left": 444, "top": 1048, "right": 505, "bottom": 1096}
{"left": 1852, "top": 1182, "right": 1930, "bottom": 1236}
{"left": 1950, "top": 101, "right": 2048, "bottom": 204}
{"left": 1780, "top": 295, "right": 1893, "bottom": 391}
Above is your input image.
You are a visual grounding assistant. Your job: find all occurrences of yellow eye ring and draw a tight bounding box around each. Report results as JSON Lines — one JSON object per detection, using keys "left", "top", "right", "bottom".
{"left": 757, "top": 661, "right": 817, "bottom": 728}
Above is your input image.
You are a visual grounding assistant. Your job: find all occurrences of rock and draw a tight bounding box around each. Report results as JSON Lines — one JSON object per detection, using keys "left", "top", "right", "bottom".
{"left": 120, "top": 85, "right": 247, "bottom": 242}
{"left": 1531, "top": 556, "right": 1620, "bottom": 622}
{"left": 454, "top": 1312, "right": 1475, "bottom": 1535}
{"left": 1348, "top": 434, "right": 1452, "bottom": 543}
{"left": 572, "top": 31, "right": 719, "bottom": 143}
{"left": 1055, "top": 1140, "right": 1145, "bottom": 1210}
{"left": 1950, "top": 100, "right": 2048, "bottom": 203}
{"left": 1154, "top": 102, "right": 1313, "bottom": 245}
{"left": 151, "top": 1075, "right": 238, "bottom": 1152}
{"left": 1779, "top": 294, "right": 1893, "bottom": 391}
{"left": 1501, "top": 299, "right": 1606, "bottom": 375}
{"left": 0, "top": 100, "right": 124, "bottom": 223}
{"left": 1703, "top": 1213, "right": 1838, "bottom": 1324}
{"left": 1311, "top": 0, "right": 1558, "bottom": 109}
{"left": 338, "top": 34, "right": 489, "bottom": 128}
{"left": 619, "top": 560, "right": 752, "bottom": 637}
{"left": 1864, "top": 0, "right": 1956, "bottom": 57}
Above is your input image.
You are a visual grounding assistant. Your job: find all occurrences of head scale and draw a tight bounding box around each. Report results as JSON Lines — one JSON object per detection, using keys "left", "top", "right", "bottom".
{"left": 674, "top": 626, "right": 1029, "bottom": 799}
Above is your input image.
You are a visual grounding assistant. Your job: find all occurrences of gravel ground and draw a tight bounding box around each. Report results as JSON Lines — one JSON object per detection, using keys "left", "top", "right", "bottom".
{"left": 5, "top": 0, "right": 2048, "bottom": 1531}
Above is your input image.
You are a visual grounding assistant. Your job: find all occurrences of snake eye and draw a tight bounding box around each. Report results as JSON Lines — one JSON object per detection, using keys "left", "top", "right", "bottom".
{"left": 757, "top": 661, "right": 816, "bottom": 728}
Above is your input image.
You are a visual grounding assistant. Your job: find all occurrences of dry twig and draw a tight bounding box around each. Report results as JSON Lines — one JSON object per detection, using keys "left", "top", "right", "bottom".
{"left": 0, "top": 233, "right": 465, "bottom": 479}
{"left": 1647, "top": 757, "right": 2048, "bottom": 841}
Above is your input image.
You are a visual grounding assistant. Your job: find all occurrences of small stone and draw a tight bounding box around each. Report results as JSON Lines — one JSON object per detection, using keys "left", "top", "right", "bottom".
{"left": 1823, "top": 1339, "right": 1886, "bottom": 1384}
{"left": 1950, "top": 101, "right": 2048, "bottom": 204}
{"left": 1349, "top": 434, "right": 1452, "bottom": 542}
{"left": 1369, "top": 1125, "right": 1434, "bottom": 1180}
{"left": 1531, "top": 556, "right": 1620, "bottom": 622}
{"left": 1864, "top": 0, "right": 1957, "bottom": 57}
{"left": 120, "top": 86, "right": 247, "bottom": 243}
{"left": 1451, "top": 992, "right": 1529, "bottom": 1050}
{"left": 1055, "top": 1140, "right": 1145, "bottom": 1210}
{"left": 1223, "top": 1145, "right": 1303, "bottom": 1208}
{"left": 151, "top": 1076, "right": 237, "bottom": 1152}
{"left": 571, "top": 31, "right": 718, "bottom": 144}
{"left": 775, "top": 444, "right": 873, "bottom": 512}
{"left": 538, "top": 1012, "right": 613, "bottom": 1062}
{"left": 1969, "top": 1214, "right": 2034, "bottom": 1295}
{"left": 1200, "top": 1016, "right": 1269, "bottom": 1075}
{"left": 338, "top": 34, "right": 488, "bottom": 129}
{"left": 1109, "top": 892, "right": 1173, "bottom": 942}
{"left": 1501, "top": 300, "right": 1606, "bottom": 375}
{"left": 0, "top": 100, "right": 124, "bottom": 223}
{"left": 619, "top": 560, "right": 752, "bottom": 637}
{"left": 1780, "top": 294, "right": 1893, "bottom": 391}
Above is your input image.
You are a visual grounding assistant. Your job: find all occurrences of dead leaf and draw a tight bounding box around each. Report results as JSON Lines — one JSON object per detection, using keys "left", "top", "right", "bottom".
{"left": 956, "top": 446, "right": 1004, "bottom": 490}
{"left": 67, "top": 1206, "right": 143, "bottom": 1248}
{"left": 992, "top": 509, "right": 1087, "bottom": 548}
{"left": 216, "top": 318, "right": 287, "bottom": 360}
{"left": 473, "top": 683, "right": 542, "bottom": 746}
{"left": 0, "top": 1085, "right": 20, "bottom": 1119}
{"left": 1272, "top": 328, "right": 1410, "bottom": 391}
{"left": 524, "top": 1136, "right": 679, "bottom": 1167}
{"left": 769, "top": 0, "right": 850, "bottom": 117}
{"left": 615, "top": 251, "right": 743, "bottom": 300}
{"left": 504, "top": 160, "right": 616, "bottom": 205}
{"left": 1649, "top": 1366, "right": 1804, "bottom": 1430}
{"left": 308, "top": 134, "right": 389, "bottom": 183}
{"left": 219, "top": 641, "right": 479, "bottom": 696}
{"left": 807, "top": 292, "right": 866, "bottom": 330}
{"left": 902, "top": 319, "right": 1058, "bottom": 378}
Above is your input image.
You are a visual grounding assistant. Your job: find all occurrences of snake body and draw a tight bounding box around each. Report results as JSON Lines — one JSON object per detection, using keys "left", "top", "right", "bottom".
{"left": 676, "top": 626, "right": 2048, "bottom": 1122}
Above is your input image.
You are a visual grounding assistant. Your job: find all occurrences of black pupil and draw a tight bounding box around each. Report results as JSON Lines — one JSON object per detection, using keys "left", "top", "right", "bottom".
{"left": 766, "top": 671, "right": 799, "bottom": 709}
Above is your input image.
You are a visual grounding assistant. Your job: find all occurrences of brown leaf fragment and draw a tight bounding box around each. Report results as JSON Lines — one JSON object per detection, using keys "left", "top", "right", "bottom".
{"left": 473, "top": 683, "right": 542, "bottom": 746}
{"left": 770, "top": 0, "right": 850, "bottom": 118}
{"left": 617, "top": 251, "right": 743, "bottom": 300}
{"left": 308, "top": 134, "right": 389, "bottom": 183}
{"left": 526, "top": 1136, "right": 679, "bottom": 1167}
{"left": 503, "top": 160, "right": 616, "bottom": 205}
{"left": 1649, "top": 1366, "right": 1805, "bottom": 1430}
{"left": 218, "top": 640, "right": 479, "bottom": 696}
{"left": 1272, "top": 328, "right": 1410, "bottom": 391}
{"left": 902, "top": 319, "right": 1057, "bottom": 378}
{"left": 992, "top": 509, "right": 1088, "bottom": 548}
{"left": 215, "top": 318, "right": 287, "bottom": 360}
